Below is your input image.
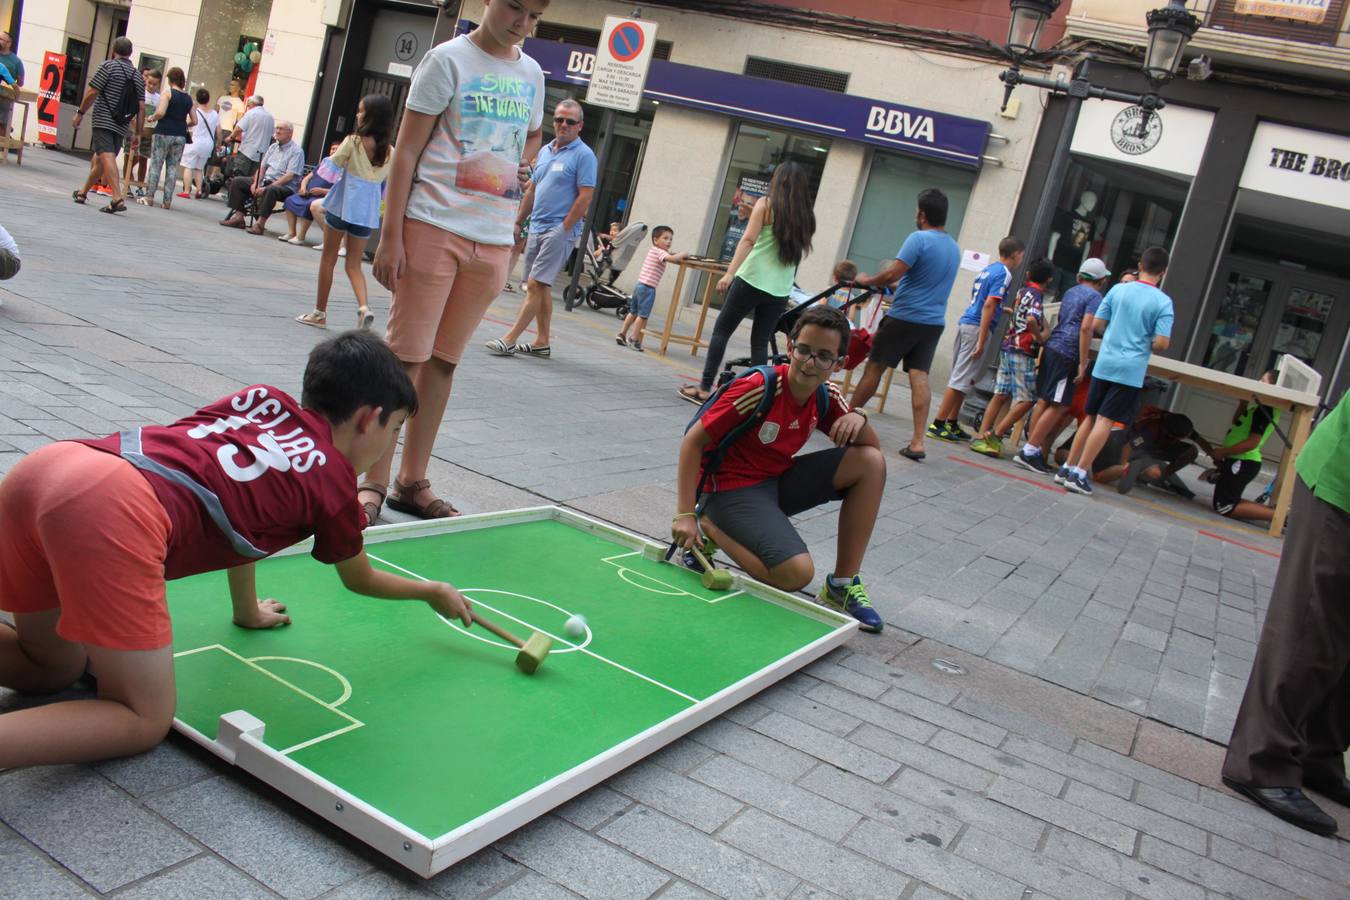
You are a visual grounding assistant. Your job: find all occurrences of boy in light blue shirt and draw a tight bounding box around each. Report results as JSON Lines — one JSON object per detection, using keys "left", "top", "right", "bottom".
{"left": 1061, "top": 246, "right": 1175, "bottom": 496}
{"left": 930, "top": 236, "right": 1024, "bottom": 442}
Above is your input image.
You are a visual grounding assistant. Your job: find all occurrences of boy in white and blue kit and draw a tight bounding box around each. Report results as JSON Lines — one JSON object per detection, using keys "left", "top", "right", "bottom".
{"left": 1060, "top": 245, "right": 1175, "bottom": 496}
{"left": 929, "top": 236, "right": 1024, "bottom": 441}
{"left": 616, "top": 225, "right": 688, "bottom": 352}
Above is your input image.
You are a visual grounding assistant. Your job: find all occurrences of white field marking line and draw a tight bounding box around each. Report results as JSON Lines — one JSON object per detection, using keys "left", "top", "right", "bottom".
{"left": 173, "top": 644, "right": 366, "bottom": 755}
{"left": 367, "top": 551, "right": 699, "bottom": 705}
{"left": 248, "top": 656, "right": 353, "bottom": 707}
{"left": 600, "top": 550, "right": 720, "bottom": 603}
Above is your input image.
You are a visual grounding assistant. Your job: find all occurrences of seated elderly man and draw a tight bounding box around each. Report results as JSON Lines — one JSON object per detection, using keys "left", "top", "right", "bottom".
{"left": 220, "top": 120, "right": 305, "bottom": 235}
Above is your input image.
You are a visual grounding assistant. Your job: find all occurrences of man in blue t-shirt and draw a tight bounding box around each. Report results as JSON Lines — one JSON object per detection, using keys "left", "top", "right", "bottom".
{"left": 1060, "top": 246, "right": 1175, "bottom": 496}
{"left": 1012, "top": 258, "right": 1110, "bottom": 475}
{"left": 490, "top": 98, "right": 597, "bottom": 360}
{"left": 929, "top": 236, "right": 1024, "bottom": 442}
{"left": 850, "top": 188, "right": 962, "bottom": 460}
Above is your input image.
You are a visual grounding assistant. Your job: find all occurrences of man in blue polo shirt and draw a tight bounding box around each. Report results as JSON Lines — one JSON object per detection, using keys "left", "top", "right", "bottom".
{"left": 489, "top": 98, "right": 596, "bottom": 360}
{"left": 850, "top": 188, "right": 962, "bottom": 460}
{"left": 1060, "top": 245, "right": 1175, "bottom": 495}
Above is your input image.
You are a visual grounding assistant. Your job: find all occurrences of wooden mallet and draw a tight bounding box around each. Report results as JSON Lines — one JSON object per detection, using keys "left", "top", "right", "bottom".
{"left": 470, "top": 612, "right": 553, "bottom": 674}
{"left": 666, "top": 540, "right": 734, "bottom": 591}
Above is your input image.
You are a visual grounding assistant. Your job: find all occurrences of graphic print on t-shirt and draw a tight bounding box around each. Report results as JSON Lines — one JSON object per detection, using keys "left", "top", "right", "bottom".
{"left": 453, "top": 74, "right": 537, "bottom": 201}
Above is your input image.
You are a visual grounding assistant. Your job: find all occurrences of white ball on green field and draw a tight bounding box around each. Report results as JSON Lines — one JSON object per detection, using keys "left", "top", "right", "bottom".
{"left": 564, "top": 614, "right": 587, "bottom": 640}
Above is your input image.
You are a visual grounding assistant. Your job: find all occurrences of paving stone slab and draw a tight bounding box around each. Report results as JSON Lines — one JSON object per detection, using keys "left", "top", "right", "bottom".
{"left": 609, "top": 761, "right": 743, "bottom": 834}
{"left": 0, "top": 766, "right": 199, "bottom": 893}
{"left": 1137, "top": 835, "right": 1295, "bottom": 900}
{"left": 953, "top": 826, "right": 1126, "bottom": 900}
{"left": 598, "top": 806, "right": 797, "bottom": 899}
{"left": 750, "top": 712, "right": 899, "bottom": 784}
{"left": 690, "top": 756, "right": 860, "bottom": 842}
{"left": 843, "top": 820, "right": 1025, "bottom": 900}
{"left": 718, "top": 808, "right": 912, "bottom": 899}
{"left": 498, "top": 815, "right": 669, "bottom": 899}
{"left": 0, "top": 836, "right": 94, "bottom": 898}
{"left": 985, "top": 777, "right": 1136, "bottom": 854}
{"left": 144, "top": 775, "right": 369, "bottom": 898}
{"left": 114, "top": 855, "right": 277, "bottom": 900}
{"left": 889, "top": 767, "right": 1046, "bottom": 850}
{"left": 1040, "top": 829, "right": 1203, "bottom": 900}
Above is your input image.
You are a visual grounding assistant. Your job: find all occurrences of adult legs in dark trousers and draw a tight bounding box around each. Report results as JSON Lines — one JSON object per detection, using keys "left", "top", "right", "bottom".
{"left": 1222, "top": 477, "right": 1350, "bottom": 836}
{"left": 220, "top": 175, "right": 254, "bottom": 228}
{"left": 245, "top": 183, "right": 294, "bottom": 235}
{"left": 679, "top": 277, "right": 785, "bottom": 403}
{"left": 850, "top": 316, "right": 944, "bottom": 459}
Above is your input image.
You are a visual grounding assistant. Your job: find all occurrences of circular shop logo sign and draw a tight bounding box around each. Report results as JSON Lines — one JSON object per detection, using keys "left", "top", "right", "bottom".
{"left": 394, "top": 32, "right": 418, "bottom": 62}
{"left": 1110, "top": 106, "right": 1162, "bottom": 156}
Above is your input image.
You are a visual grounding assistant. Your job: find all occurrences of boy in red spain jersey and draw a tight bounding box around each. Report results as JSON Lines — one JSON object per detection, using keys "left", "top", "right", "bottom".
{"left": 672, "top": 305, "right": 887, "bottom": 632}
{"left": 0, "top": 331, "right": 473, "bottom": 768}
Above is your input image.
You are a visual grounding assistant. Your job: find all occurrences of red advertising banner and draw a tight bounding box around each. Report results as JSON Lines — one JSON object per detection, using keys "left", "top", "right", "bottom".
{"left": 37, "top": 51, "right": 67, "bottom": 145}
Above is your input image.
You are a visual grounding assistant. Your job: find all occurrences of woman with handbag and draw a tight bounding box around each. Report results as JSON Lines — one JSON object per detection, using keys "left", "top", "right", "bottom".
{"left": 139, "top": 68, "right": 193, "bottom": 209}
{"left": 179, "top": 88, "right": 218, "bottom": 200}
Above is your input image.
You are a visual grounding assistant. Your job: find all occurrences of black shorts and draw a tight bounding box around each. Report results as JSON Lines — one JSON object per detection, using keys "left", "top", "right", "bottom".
{"left": 91, "top": 127, "right": 122, "bottom": 156}
{"left": 1085, "top": 377, "right": 1142, "bottom": 425}
{"left": 869, "top": 317, "right": 944, "bottom": 373}
{"left": 701, "top": 448, "right": 847, "bottom": 569}
{"left": 1092, "top": 430, "right": 1129, "bottom": 474}
{"left": 1213, "top": 459, "right": 1262, "bottom": 516}
{"left": 1036, "top": 348, "right": 1077, "bottom": 405}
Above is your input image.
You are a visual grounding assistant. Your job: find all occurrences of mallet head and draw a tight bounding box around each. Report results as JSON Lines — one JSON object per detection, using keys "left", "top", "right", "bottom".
{"left": 515, "top": 631, "right": 553, "bottom": 675}
{"left": 702, "top": 569, "right": 734, "bottom": 591}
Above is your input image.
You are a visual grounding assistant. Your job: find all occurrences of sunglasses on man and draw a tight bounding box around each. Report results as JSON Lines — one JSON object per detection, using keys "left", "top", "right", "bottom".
{"left": 553, "top": 116, "right": 581, "bottom": 126}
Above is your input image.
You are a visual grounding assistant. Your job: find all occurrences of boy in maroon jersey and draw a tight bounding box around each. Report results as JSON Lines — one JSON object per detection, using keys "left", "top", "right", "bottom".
{"left": 0, "top": 331, "right": 473, "bottom": 768}
{"left": 672, "top": 305, "right": 887, "bottom": 632}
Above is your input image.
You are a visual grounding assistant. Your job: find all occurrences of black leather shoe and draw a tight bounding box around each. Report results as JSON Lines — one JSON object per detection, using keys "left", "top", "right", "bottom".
{"left": 1223, "top": 776, "right": 1338, "bottom": 836}
{"left": 1304, "top": 775, "right": 1350, "bottom": 808}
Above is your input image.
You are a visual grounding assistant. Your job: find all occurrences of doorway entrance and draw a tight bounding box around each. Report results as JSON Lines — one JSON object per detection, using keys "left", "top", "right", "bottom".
{"left": 1198, "top": 258, "right": 1349, "bottom": 381}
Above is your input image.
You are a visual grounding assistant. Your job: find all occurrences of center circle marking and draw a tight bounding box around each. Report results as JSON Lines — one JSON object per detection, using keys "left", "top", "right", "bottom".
{"left": 438, "top": 589, "right": 593, "bottom": 654}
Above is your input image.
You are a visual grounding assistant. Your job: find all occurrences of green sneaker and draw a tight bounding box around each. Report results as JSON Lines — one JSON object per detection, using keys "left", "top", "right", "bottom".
{"left": 969, "top": 435, "right": 1003, "bottom": 458}
{"left": 818, "top": 576, "right": 883, "bottom": 633}
{"left": 926, "top": 421, "right": 945, "bottom": 440}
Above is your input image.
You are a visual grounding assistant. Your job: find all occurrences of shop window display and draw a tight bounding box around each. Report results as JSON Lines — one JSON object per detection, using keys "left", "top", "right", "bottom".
{"left": 1046, "top": 157, "right": 1189, "bottom": 300}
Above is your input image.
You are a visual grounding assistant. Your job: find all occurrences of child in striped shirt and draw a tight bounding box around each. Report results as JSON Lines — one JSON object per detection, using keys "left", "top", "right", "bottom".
{"left": 617, "top": 225, "right": 689, "bottom": 352}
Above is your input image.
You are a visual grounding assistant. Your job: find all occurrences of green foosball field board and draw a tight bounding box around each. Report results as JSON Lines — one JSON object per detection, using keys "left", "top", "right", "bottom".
{"left": 168, "top": 507, "right": 856, "bottom": 877}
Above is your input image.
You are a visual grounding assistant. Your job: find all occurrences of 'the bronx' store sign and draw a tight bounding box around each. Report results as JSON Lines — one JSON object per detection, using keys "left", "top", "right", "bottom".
{"left": 1240, "top": 121, "right": 1350, "bottom": 211}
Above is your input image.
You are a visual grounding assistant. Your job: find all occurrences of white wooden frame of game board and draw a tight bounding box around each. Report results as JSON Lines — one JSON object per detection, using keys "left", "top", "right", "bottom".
{"left": 171, "top": 505, "right": 858, "bottom": 878}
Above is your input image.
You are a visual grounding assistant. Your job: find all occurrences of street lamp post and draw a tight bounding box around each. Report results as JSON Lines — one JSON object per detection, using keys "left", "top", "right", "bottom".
{"left": 997, "top": 0, "right": 1200, "bottom": 273}
{"left": 966, "top": 1, "right": 1200, "bottom": 429}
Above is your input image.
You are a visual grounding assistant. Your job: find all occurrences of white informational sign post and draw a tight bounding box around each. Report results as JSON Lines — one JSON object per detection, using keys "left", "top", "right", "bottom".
{"left": 585, "top": 16, "right": 658, "bottom": 113}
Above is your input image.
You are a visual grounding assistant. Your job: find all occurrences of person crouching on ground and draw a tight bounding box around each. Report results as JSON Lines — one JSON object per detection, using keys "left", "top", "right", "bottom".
{"left": 0, "top": 332, "right": 473, "bottom": 768}
{"left": 672, "top": 305, "right": 886, "bottom": 632}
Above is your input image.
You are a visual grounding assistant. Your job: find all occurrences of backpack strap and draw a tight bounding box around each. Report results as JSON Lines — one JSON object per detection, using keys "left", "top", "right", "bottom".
{"left": 690, "top": 365, "right": 778, "bottom": 511}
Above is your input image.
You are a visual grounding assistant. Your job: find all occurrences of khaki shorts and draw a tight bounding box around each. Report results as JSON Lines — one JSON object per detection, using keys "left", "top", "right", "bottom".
{"left": 386, "top": 218, "right": 510, "bottom": 364}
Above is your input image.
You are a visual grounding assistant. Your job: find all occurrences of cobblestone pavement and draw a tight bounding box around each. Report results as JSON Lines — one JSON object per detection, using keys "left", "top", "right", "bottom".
{"left": 2, "top": 150, "right": 1344, "bottom": 898}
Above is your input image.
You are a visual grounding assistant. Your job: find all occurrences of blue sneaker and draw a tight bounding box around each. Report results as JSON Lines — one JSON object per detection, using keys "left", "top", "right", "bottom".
{"left": 1013, "top": 449, "right": 1052, "bottom": 475}
{"left": 1053, "top": 464, "right": 1070, "bottom": 485}
{"left": 818, "top": 576, "right": 883, "bottom": 633}
{"left": 1064, "top": 471, "right": 1094, "bottom": 496}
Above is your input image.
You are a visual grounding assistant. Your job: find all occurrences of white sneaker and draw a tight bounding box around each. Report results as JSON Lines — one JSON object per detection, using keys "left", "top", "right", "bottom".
{"left": 485, "top": 338, "right": 516, "bottom": 356}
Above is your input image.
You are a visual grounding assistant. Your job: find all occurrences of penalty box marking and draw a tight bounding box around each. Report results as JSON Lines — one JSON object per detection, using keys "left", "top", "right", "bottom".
{"left": 366, "top": 551, "right": 699, "bottom": 704}
{"left": 601, "top": 551, "right": 745, "bottom": 605}
{"left": 174, "top": 644, "right": 365, "bottom": 755}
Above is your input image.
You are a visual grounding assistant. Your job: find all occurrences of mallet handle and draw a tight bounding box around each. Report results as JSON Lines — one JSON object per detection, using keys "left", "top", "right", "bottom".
{"left": 689, "top": 545, "right": 715, "bottom": 576}
{"left": 470, "top": 612, "right": 525, "bottom": 648}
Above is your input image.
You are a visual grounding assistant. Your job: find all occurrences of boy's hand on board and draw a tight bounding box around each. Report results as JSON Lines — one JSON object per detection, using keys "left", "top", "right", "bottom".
{"left": 425, "top": 582, "right": 473, "bottom": 627}
{"left": 233, "top": 598, "right": 292, "bottom": 629}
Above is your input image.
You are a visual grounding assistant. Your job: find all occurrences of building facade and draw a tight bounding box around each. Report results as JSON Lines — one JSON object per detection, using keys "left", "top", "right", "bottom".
{"left": 1011, "top": 0, "right": 1350, "bottom": 438}
{"left": 13, "top": 0, "right": 1066, "bottom": 378}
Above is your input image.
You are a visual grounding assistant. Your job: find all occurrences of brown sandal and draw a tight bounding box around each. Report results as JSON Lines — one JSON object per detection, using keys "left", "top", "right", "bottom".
{"left": 357, "top": 481, "right": 386, "bottom": 528}
{"left": 386, "top": 478, "right": 460, "bottom": 519}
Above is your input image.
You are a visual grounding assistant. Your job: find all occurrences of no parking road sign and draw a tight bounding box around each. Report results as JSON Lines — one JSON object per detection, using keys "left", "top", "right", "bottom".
{"left": 586, "top": 16, "right": 658, "bottom": 113}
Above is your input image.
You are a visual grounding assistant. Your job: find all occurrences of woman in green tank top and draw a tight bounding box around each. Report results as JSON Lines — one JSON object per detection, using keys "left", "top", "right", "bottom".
{"left": 680, "top": 162, "right": 816, "bottom": 402}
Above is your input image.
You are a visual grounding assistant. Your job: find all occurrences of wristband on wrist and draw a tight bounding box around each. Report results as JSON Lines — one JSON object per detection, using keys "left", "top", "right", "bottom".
{"left": 672, "top": 512, "right": 697, "bottom": 523}
{"left": 850, "top": 406, "right": 869, "bottom": 421}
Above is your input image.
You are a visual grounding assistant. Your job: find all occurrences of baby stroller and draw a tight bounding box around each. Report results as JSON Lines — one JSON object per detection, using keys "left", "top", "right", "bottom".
{"left": 562, "top": 222, "right": 649, "bottom": 317}
{"left": 715, "top": 282, "right": 880, "bottom": 390}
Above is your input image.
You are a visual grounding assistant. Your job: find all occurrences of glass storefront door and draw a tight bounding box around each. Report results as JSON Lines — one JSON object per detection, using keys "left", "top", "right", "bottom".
{"left": 1199, "top": 258, "right": 1349, "bottom": 382}
{"left": 845, "top": 152, "right": 975, "bottom": 277}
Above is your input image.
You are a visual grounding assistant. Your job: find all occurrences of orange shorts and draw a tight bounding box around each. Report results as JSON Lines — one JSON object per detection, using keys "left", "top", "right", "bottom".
{"left": 0, "top": 442, "right": 173, "bottom": 651}
{"left": 385, "top": 218, "right": 510, "bottom": 364}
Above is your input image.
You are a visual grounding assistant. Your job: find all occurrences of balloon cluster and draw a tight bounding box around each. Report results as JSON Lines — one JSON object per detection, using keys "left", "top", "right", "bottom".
{"left": 233, "top": 41, "right": 262, "bottom": 74}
